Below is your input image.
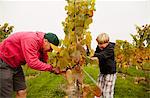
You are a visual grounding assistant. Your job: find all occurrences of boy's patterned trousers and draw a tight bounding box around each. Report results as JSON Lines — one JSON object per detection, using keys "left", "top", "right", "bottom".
{"left": 97, "top": 73, "right": 117, "bottom": 98}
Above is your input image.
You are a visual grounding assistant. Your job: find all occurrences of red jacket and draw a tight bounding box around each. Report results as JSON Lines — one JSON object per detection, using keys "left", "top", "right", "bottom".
{"left": 0, "top": 31, "right": 52, "bottom": 71}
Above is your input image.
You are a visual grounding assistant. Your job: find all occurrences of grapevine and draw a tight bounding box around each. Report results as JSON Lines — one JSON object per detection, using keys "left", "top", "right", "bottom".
{"left": 0, "top": 23, "right": 14, "bottom": 42}
{"left": 48, "top": 0, "right": 101, "bottom": 97}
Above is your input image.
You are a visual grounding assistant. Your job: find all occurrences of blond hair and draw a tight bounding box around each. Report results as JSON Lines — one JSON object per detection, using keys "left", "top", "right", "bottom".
{"left": 96, "top": 33, "right": 109, "bottom": 44}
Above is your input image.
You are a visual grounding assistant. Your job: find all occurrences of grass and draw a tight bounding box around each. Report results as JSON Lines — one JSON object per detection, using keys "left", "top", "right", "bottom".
{"left": 26, "top": 72, "right": 66, "bottom": 98}
{"left": 115, "top": 75, "right": 149, "bottom": 98}
{"left": 15, "top": 64, "right": 149, "bottom": 98}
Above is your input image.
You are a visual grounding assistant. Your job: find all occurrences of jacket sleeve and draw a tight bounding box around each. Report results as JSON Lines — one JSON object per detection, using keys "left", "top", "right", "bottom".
{"left": 94, "top": 46, "right": 114, "bottom": 60}
{"left": 21, "top": 38, "right": 53, "bottom": 71}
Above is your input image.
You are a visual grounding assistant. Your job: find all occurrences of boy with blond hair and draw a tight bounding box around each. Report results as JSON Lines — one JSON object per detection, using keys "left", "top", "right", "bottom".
{"left": 93, "top": 33, "right": 117, "bottom": 98}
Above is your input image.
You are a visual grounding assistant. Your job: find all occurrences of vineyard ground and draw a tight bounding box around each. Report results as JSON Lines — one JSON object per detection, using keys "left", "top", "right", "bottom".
{"left": 13, "top": 63, "right": 149, "bottom": 98}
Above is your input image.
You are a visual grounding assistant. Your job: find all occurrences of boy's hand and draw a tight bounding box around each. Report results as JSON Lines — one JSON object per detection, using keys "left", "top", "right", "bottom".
{"left": 90, "top": 57, "right": 98, "bottom": 60}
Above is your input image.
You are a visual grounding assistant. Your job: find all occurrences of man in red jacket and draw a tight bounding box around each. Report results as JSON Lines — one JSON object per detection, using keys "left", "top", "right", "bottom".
{"left": 0, "top": 31, "right": 60, "bottom": 98}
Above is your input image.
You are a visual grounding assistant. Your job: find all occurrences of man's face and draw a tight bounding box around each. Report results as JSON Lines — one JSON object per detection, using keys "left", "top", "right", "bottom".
{"left": 43, "top": 39, "right": 53, "bottom": 52}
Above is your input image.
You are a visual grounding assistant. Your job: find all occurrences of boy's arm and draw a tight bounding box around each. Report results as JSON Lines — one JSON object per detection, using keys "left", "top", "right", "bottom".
{"left": 94, "top": 47, "right": 114, "bottom": 60}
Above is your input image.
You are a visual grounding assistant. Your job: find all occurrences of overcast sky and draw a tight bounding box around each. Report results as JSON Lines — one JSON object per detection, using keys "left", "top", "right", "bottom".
{"left": 0, "top": 0, "right": 149, "bottom": 49}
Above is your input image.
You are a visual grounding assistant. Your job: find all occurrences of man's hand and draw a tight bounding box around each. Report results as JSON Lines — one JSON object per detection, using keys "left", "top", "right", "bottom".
{"left": 51, "top": 67, "right": 61, "bottom": 75}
